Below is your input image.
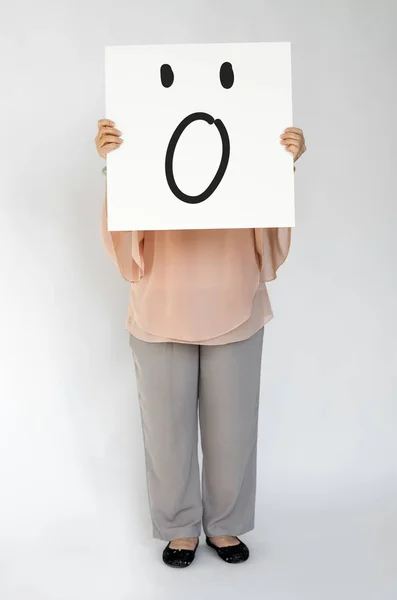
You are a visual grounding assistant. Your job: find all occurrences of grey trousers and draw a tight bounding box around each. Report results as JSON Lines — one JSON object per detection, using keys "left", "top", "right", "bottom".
{"left": 129, "top": 327, "right": 264, "bottom": 541}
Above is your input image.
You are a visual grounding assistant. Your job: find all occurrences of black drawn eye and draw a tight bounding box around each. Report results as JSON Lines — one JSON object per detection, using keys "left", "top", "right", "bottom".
{"left": 160, "top": 64, "right": 174, "bottom": 88}
{"left": 220, "top": 62, "right": 234, "bottom": 89}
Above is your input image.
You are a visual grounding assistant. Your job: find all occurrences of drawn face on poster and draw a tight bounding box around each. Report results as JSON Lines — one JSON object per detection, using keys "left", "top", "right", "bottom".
{"left": 105, "top": 43, "right": 294, "bottom": 231}
{"left": 162, "top": 61, "right": 233, "bottom": 205}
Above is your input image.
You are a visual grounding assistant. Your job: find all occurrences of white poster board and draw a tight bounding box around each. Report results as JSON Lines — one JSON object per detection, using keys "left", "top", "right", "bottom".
{"left": 105, "top": 42, "right": 294, "bottom": 231}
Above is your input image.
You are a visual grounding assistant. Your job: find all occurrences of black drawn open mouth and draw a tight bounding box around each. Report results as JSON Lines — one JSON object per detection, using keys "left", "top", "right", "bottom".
{"left": 165, "top": 112, "right": 230, "bottom": 204}
{"left": 160, "top": 61, "right": 235, "bottom": 205}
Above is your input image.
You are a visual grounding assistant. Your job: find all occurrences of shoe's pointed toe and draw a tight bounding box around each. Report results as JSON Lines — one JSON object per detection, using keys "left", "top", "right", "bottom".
{"left": 162, "top": 540, "right": 199, "bottom": 568}
{"left": 206, "top": 537, "right": 249, "bottom": 564}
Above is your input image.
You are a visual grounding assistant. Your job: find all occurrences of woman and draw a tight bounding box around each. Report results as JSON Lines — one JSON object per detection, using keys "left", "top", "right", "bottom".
{"left": 96, "top": 119, "right": 306, "bottom": 568}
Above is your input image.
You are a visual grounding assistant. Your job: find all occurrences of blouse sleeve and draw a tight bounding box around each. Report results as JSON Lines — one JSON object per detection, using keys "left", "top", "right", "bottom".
{"left": 254, "top": 227, "right": 292, "bottom": 283}
{"left": 101, "top": 190, "right": 144, "bottom": 283}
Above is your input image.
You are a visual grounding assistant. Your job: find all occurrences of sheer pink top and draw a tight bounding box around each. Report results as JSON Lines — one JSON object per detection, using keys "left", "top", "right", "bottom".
{"left": 101, "top": 193, "right": 291, "bottom": 345}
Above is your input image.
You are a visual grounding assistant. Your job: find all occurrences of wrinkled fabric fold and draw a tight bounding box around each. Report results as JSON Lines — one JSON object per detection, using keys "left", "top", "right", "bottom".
{"left": 254, "top": 227, "right": 291, "bottom": 282}
{"left": 101, "top": 192, "right": 144, "bottom": 283}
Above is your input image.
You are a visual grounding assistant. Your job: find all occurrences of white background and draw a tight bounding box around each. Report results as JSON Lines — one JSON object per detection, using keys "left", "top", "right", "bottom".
{"left": 0, "top": 1, "right": 396, "bottom": 599}
{"left": 106, "top": 42, "right": 294, "bottom": 230}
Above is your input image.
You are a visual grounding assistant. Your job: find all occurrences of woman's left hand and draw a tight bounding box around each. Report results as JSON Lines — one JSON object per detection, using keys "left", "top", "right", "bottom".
{"left": 280, "top": 127, "right": 306, "bottom": 162}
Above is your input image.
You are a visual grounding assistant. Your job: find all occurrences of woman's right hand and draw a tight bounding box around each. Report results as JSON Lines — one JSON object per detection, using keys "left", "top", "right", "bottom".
{"left": 95, "top": 119, "right": 123, "bottom": 158}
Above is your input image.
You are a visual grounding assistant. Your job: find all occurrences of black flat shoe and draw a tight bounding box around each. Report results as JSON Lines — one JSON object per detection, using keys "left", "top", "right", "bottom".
{"left": 206, "top": 536, "right": 249, "bottom": 564}
{"left": 162, "top": 539, "right": 199, "bottom": 568}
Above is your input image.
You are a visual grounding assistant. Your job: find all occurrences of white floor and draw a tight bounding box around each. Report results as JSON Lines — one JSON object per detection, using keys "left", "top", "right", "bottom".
{"left": 2, "top": 493, "right": 396, "bottom": 600}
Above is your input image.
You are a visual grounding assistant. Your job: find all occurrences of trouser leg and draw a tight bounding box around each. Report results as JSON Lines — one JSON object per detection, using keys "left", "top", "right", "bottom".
{"left": 129, "top": 335, "right": 202, "bottom": 541}
{"left": 199, "top": 328, "right": 264, "bottom": 537}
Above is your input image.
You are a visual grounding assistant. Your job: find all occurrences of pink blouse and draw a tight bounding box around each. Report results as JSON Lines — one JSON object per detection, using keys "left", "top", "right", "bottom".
{"left": 101, "top": 192, "right": 291, "bottom": 345}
